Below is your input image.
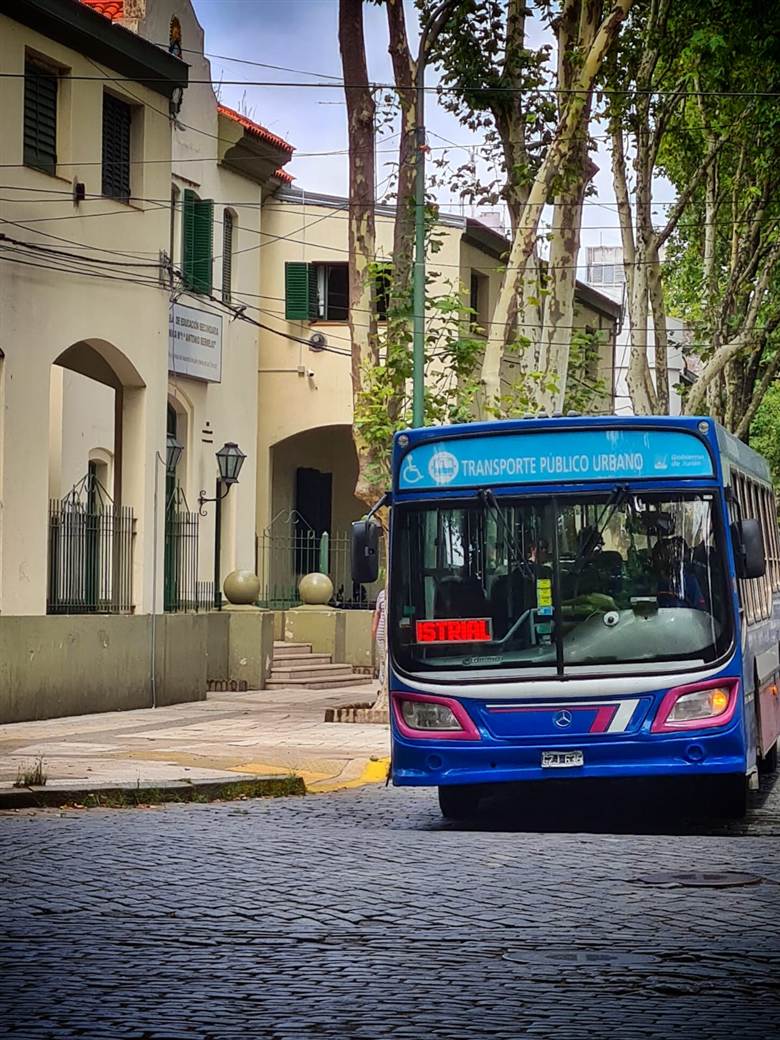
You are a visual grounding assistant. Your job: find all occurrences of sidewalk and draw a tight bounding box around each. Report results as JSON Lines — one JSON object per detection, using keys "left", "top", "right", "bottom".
{"left": 0, "top": 683, "right": 390, "bottom": 806}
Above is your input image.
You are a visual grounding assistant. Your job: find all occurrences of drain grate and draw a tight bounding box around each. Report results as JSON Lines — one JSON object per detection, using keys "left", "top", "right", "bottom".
{"left": 637, "top": 870, "right": 762, "bottom": 889}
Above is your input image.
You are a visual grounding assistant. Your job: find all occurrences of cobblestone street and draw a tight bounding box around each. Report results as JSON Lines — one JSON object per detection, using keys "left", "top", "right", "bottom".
{"left": 1, "top": 774, "right": 779, "bottom": 1039}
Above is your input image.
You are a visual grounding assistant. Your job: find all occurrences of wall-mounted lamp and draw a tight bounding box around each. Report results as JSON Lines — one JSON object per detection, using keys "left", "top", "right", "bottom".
{"left": 197, "top": 442, "right": 246, "bottom": 517}
{"left": 166, "top": 432, "right": 184, "bottom": 472}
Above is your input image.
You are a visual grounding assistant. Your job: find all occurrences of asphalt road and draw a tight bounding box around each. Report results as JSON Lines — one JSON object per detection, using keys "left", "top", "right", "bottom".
{"left": 1, "top": 773, "right": 779, "bottom": 1039}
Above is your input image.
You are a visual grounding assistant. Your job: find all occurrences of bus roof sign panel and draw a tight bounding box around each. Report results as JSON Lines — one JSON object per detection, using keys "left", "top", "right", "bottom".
{"left": 397, "top": 428, "right": 714, "bottom": 491}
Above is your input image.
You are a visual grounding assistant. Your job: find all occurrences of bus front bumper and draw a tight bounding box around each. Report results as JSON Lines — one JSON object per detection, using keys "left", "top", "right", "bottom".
{"left": 391, "top": 727, "right": 746, "bottom": 786}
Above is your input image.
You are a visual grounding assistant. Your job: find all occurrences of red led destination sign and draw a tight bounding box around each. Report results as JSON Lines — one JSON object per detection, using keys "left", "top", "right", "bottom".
{"left": 415, "top": 618, "right": 493, "bottom": 644}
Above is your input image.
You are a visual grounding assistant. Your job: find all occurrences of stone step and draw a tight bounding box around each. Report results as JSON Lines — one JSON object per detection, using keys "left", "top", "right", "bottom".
{"left": 265, "top": 675, "right": 374, "bottom": 690}
{"left": 273, "top": 652, "right": 332, "bottom": 666}
{"left": 270, "top": 663, "right": 358, "bottom": 681}
{"left": 272, "top": 642, "right": 312, "bottom": 656}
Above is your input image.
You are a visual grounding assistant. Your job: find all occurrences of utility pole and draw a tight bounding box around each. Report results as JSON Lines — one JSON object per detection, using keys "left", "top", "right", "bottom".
{"left": 411, "top": 43, "right": 427, "bottom": 429}
{"left": 411, "top": 0, "right": 458, "bottom": 429}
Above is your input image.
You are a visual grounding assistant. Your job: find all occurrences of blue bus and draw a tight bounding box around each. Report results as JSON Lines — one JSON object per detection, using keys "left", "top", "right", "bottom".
{"left": 353, "top": 415, "right": 780, "bottom": 818}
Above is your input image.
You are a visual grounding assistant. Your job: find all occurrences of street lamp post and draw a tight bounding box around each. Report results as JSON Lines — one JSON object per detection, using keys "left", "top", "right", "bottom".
{"left": 197, "top": 442, "right": 246, "bottom": 608}
{"left": 197, "top": 442, "right": 246, "bottom": 516}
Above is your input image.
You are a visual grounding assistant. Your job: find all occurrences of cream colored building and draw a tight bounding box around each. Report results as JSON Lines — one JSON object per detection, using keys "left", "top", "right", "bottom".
{"left": 255, "top": 188, "right": 621, "bottom": 585}
{"left": 0, "top": 0, "right": 292, "bottom": 720}
{"left": 0, "top": 0, "right": 187, "bottom": 619}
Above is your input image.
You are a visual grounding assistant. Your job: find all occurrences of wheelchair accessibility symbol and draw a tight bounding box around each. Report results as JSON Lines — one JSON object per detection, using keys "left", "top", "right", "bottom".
{"left": 402, "top": 457, "right": 424, "bottom": 485}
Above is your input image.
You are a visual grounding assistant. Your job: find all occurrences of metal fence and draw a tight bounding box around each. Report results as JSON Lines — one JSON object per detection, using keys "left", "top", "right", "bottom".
{"left": 47, "top": 475, "right": 135, "bottom": 615}
{"left": 256, "top": 514, "right": 382, "bottom": 609}
{"left": 164, "top": 491, "right": 213, "bottom": 612}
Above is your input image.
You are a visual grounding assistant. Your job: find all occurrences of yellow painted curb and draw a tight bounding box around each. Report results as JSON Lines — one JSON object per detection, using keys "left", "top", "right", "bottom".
{"left": 306, "top": 756, "right": 390, "bottom": 794}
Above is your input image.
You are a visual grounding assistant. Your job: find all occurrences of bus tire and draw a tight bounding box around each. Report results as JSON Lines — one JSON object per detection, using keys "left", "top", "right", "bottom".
{"left": 438, "top": 785, "right": 480, "bottom": 820}
{"left": 714, "top": 775, "right": 748, "bottom": 819}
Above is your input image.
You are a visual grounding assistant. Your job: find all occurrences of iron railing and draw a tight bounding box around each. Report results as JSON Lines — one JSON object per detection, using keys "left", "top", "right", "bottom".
{"left": 256, "top": 512, "right": 382, "bottom": 609}
{"left": 164, "top": 488, "right": 212, "bottom": 612}
{"left": 47, "top": 474, "right": 134, "bottom": 614}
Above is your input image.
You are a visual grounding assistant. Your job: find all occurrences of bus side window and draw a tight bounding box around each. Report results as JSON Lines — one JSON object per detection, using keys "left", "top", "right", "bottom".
{"left": 734, "top": 474, "right": 756, "bottom": 624}
{"left": 751, "top": 479, "right": 771, "bottom": 618}
{"left": 767, "top": 487, "right": 779, "bottom": 590}
{"left": 757, "top": 485, "right": 773, "bottom": 613}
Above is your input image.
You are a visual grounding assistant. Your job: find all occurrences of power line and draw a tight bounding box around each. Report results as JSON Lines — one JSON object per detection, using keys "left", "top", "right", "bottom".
{"left": 3, "top": 71, "right": 780, "bottom": 98}
{"left": 3, "top": 189, "right": 775, "bottom": 233}
{"left": 0, "top": 237, "right": 685, "bottom": 363}
{"left": 3, "top": 197, "right": 736, "bottom": 273}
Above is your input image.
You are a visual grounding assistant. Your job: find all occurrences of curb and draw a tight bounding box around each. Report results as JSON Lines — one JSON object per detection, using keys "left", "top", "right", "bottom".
{"left": 306, "top": 756, "right": 390, "bottom": 794}
{"left": 0, "top": 774, "right": 305, "bottom": 810}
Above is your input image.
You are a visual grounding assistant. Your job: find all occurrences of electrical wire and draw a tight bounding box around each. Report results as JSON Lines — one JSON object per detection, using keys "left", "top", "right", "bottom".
{"left": 0, "top": 241, "right": 688, "bottom": 369}
{"left": 3, "top": 189, "right": 774, "bottom": 234}
{"left": 3, "top": 71, "right": 780, "bottom": 97}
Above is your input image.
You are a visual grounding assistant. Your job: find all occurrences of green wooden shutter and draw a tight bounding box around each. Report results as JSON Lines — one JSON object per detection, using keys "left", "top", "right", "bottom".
{"left": 221, "top": 210, "right": 233, "bottom": 304}
{"left": 24, "top": 61, "right": 57, "bottom": 174}
{"left": 102, "top": 93, "right": 132, "bottom": 200}
{"left": 193, "top": 197, "right": 213, "bottom": 294}
{"left": 182, "top": 190, "right": 213, "bottom": 294}
{"left": 182, "top": 189, "right": 196, "bottom": 288}
{"left": 285, "top": 261, "right": 317, "bottom": 320}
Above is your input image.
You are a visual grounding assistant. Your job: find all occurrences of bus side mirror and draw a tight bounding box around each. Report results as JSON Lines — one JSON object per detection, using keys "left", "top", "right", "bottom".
{"left": 351, "top": 519, "right": 381, "bottom": 585}
{"left": 731, "top": 518, "right": 766, "bottom": 579}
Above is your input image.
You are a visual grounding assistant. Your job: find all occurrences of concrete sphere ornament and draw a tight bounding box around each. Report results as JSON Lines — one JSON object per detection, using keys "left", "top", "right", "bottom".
{"left": 299, "top": 572, "right": 333, "bottom": 605}
{"left": 223, "top": 570, "right": 261, "bottom": 605}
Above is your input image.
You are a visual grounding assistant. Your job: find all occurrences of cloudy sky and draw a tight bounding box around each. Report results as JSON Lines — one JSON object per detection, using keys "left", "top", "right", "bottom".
{"left": 193, "top": 0, "right": 652, "bottom": 258}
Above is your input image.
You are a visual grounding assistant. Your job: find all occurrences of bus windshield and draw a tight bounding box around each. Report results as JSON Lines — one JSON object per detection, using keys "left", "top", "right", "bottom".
{"left": 390, "top": 491, "right": 732, "bottom": 677}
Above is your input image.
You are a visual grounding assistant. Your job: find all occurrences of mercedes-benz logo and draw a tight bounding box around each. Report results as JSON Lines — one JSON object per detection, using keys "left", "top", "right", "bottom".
{"left": 553, "top": 709, "right": 573, "bottom": 728}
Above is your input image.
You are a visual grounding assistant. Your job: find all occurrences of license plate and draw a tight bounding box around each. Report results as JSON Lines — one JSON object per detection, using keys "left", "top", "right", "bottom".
{"left": 542, "top": 750, "right": 584, "bottom": 768}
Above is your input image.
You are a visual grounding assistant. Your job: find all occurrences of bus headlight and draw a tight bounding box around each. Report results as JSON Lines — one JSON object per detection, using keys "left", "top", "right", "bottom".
{"left": 651, "top": 680, "right": 738, "bottom": 732}
{"left": 391, "top": 692, "right": 481, "bottom": 740}
{"left": 401, "top": 700, "right": 461, "bottom": 730}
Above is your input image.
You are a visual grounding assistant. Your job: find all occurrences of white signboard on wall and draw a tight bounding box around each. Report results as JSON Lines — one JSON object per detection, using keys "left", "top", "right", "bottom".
{"left": 168, "top": 303, "right": 223, "bottom": 382}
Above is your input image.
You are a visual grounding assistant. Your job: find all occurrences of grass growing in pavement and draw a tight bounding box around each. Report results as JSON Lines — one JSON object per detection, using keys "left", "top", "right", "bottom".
{"left": 13, "top": 757, "right": 47, "bottom": 788}
{"left": 75, "top": 775, "right": 306, "bottom": 808}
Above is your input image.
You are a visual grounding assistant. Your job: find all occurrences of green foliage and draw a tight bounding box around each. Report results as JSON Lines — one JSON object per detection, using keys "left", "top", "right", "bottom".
{"left": 354, "top": 273, "right": 484, "bottom": 489}
{"left": 564, "top": 328, "right": 609, "bottom": 414}
{"left": 422, "top": 0, "right": 555, "bottom": 212}
{"left": 750, "top": 381, "right": 780, "bottom": 490}
{"left": 603, "top": 0, "right": 780, "bottom": 426}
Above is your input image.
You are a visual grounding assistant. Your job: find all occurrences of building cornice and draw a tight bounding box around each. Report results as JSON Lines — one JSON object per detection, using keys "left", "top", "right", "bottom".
{"left": 1, "top": 0, "right": 188, "bottom": 98}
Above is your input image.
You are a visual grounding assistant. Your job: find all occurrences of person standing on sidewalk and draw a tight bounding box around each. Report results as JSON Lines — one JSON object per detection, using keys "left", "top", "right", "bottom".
{"left": 372, "top": 587, "right": 387, "bottom": 693}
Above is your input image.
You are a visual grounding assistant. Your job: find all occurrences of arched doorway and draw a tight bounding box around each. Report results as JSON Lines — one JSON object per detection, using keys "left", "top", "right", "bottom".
{"left": 163, "top": 397, "right": 206, "bottom": 611}
{"left": 47, "top": 340, "right": 145, "bottom": 614}
{"left": 262, "top": 425, "right": 377, "bottom": 607}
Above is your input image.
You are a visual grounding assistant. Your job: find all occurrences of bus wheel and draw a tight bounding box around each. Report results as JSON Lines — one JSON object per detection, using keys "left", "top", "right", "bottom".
{"left": 714, "top": 776, "right": 748, "bottom": 819}
{"left": 438, "top": 785, "right": 481, "bottom": 820}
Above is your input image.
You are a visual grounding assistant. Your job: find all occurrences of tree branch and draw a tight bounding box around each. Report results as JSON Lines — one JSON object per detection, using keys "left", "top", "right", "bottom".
{"left": 736, "top": 344, "right": 780, "bottom": 439}
{"left": 654, "top": 139, "right": 723, "bottom": 251}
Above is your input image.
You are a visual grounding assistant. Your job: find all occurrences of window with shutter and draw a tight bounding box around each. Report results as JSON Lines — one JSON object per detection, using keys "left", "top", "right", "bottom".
{"left": 102, "top": 93, "right": 132, "bottom": 200}
{"left": 24, "top": 60, "right": 58, "bottom": 175}
{"left": 375, "top": 263, "right": 391, "bottom": 321}
{"left": 222, "top": 210, "right": 234, "bottom": 304}
{"left": 285, "top": 262, "right": 317, "bottom": 320}
{"left": 182, "top": 190, "right": 214, "bottom": 295}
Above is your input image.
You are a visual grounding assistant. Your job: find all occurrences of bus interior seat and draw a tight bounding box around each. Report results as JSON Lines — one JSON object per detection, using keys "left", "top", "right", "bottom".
{"left": 575, "top": 550, "right": 624, "bottom": 597}
{"left": 434, "top": 575, "right": 488, "bottom": 619}
{"left": 490, "top": 569, "right": 536, "bottom": 636}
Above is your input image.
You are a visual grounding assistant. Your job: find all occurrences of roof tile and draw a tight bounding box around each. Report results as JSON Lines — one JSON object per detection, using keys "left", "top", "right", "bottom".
{"left": 218, "top": 104, "right": 294, "bottom": 155}
{"left": 80, "top": 1, "right": 124, "bottom": 20}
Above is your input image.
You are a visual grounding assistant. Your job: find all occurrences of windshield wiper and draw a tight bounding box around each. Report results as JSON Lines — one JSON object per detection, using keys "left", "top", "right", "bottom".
{"left": 477, "top": 488, "right": 523, "bottom": 569}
